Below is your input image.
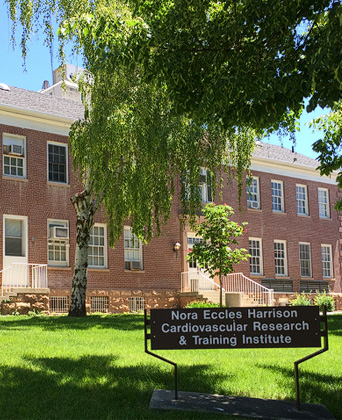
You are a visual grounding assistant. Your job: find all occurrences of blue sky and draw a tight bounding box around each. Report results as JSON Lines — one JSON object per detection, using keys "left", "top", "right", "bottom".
{"left": 0, "top": 3, "right": 328, "bottom": 161}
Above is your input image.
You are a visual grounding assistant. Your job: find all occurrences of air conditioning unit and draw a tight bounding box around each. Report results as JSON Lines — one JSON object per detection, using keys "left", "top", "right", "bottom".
{"left": 4, "top": 144, "right": 24, "bottom": 156}
{"left": 50, "top": 226, "right": 69, "bottom": 239}
{"left": 125, "top": 260, "right": 141, "bottom": 270}
{"left": 250, "top": 201, "right": 259, "bottom": 209}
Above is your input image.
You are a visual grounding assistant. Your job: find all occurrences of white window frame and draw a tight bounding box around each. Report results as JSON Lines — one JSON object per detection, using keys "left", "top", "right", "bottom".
{"left": 4, "top": 215, "right": 28, "bottom": 258}
{"left": 90, "top": 296, "right": 109, "bottom": 313}
{"left": 296, "top": 184, "right": 308, "bottom": 216}
{"left": 124, "top": 226, "right": 143, "bottom": 270}
{"left": 199, "top": 168, "right": 213, "bottom": 203}
{"left": 47, "top": 219, "right": 69, "bottom": 267}
{"left": 247, "top": 177, "right": 260, "bottom": 210}
{"left": 2, "top": 134, "right": 26, "bottom": 179}
{"left": 129, "top": 297, "right": 145, "bottom": 312}
{"left": 249, "top": 238, "right": 263, "bottom": 275}
{"left": 271, "top": 180, "right": 284, "bottom": 213}
{"left": 88, "top": 223, "right": 107, "bottom": 269}
{"left": 321, "top": 244, "right": 333, "bottom": 279}
{"left": 49, "top": 296, "right": 69, "bottom": 313}
{"left": 274, "top": 240, "right": 287, "bottom": 277}
{"left": 299, "top": 242, "right": 312, "bottom": 278}
{"left": 318, "top": 188, "right": 330, "bottom": 219}
{"left": 47, "top": 141, "right": 68, "bottom": 184}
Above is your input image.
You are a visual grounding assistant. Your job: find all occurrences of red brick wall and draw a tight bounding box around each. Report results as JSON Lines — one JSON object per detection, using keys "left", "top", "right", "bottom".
{"left": 1, "top": 123, "right": 341, "bottom": 296}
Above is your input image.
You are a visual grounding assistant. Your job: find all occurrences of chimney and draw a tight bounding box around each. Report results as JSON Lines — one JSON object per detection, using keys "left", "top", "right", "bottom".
{"left": 42, "top": 80, "right": 50, "bottom": 90}
{"left": 292, "top": 146, "right": 295, "bottom": 153}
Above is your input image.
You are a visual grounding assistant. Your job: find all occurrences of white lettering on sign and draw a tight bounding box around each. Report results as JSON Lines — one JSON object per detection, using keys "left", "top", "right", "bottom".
{"left": 248, "top": 308, "right": 298, "bottom": 319}
{"left": 203, "top": 309, "right": 243, "bottom": 320}
{"left": 161, "top": 321, "right": 248, "bottom": 334}
{"left": 253, "top": 321, "right": 309, "bottom": 332}
{"left": 171, "top": 311, "right": 198, "bottom": 320}
{"left": 242, "top": 334, "right": 292, "bottom": 345}
{"left": 193, "top": 335, "right": 237, "bottom": 347}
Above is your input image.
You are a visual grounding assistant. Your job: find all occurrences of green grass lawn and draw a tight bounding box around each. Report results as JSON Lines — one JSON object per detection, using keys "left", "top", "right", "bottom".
{"left": 0, "top": 313, "right": 341, "bottom": 420}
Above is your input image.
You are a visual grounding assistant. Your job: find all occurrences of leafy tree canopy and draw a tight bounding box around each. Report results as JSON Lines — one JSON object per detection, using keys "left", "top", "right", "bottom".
{"left": 7, "top": 0, "right": 342, "bottom": 133}
{"left": 311, "top": 100, "right": 342, "bottom": 210}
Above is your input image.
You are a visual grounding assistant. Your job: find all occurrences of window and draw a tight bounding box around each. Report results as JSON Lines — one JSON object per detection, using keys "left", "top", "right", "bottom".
{"left": 183, "top": 168, "right": 213, "bottom": 203}
{"left": 124, "top": 227, "right": 143, "bottom": 270}
{"left": 199, "top": 168, "right": 213, "bottom": 203}
{"left": 296, "top": 184, "right": 308, "bottom": 216}
{"left": 129, "top": 297, "right": 145, "bottom": 312}
{"left": 91, "top": 296, "right": 109, "bottom": 313}
{"left": 247, "top": 177, "right": 260, "bottom": 209}
{"left": 48, "top": 220, "right": 69, "bottom": 266}
{"left": 88, "top": 224, "right": 107, "bottom": 268}
{"left": 3, "top": 134, "right": 26, "bottom": 178}
{"left": 271, "top": 180, "right": 284, "bottom": 212}
{"left": 187, "top": 235, "right": 204, "bottom": 269}
{"left": 48, "top": 143, "right": 68, "bottom": 183}
{"left": 5, "top": 218, "right": 25, "bottom": 256}
{"left": 249, "top": 238, "right": 263, "bottom": 275}
{"left": 321, "top": 245, "right": 333, "bottom": 278}
{"left": 274, "top": 241, "right": 287, "bottom": 276}
{"left": 50, "top": 296, "right": 69, "bottom": 313}
{"left": 299, "top": 243, "right": 311, "bottom": 277}
{"left": 318, "top": 188, "right": 330, "bottom": 219}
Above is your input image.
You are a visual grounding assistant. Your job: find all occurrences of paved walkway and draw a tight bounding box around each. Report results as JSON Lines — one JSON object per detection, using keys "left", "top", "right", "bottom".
{"left": 150, "top": 389, "right": 336, "bottom": 420}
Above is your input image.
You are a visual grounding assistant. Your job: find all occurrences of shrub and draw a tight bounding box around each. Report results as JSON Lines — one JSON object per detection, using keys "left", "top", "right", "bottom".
{"left": 289, "top": 292, "right": 312, "bottom": 306}
{"left": 314, "top": 290, "right": 335, "bottom": 312}
{"left": 185, "top": 301, "right": 221, "bottom": 308}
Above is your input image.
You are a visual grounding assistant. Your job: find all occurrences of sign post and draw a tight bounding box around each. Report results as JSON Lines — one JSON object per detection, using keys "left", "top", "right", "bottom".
{"left": 144, "top": 306, "right": 329, "bottom": 410}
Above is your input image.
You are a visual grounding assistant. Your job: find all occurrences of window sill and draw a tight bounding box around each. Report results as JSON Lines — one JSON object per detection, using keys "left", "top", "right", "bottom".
{"left": 275, "top": 276, "right": 290, "bottom": 279}
{"left": 300, "top": 277, "right": 313, "bottom": 280}
{"left": 272, "top": 211, "right": 286, "bottom": 215}
{"left": 250, "top": 274, "right": 265, "bottom": 278}
{"left": 319, "top": 217, "right": 332, "bottom": 221}
{"left": 47, "top": 182, "right": 70, "bottom": 188}
{"left": 88, "top": 268, "right": 109, "bottom": 272}
{"left": 48, "top": 266, "right": 71, "bottom": 271}
{"left": 297, "top": 214, "right": 310, "bottom": 218}
{"left": 2, "top": 176, "right": 28, "bottom": 182}
{"left": 247, "top": 208, "right": 262, "bottom": 212}
{"left": 124, "top": 270, "right": 145, "bottom": 274}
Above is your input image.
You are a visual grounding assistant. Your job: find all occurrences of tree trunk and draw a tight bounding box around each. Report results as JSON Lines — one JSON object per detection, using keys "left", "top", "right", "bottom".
{"left": 219, "top": 270, "right": 223, "bottom": 308}
{"left": 68, "top": 186, "right": 98, "bottom": 317}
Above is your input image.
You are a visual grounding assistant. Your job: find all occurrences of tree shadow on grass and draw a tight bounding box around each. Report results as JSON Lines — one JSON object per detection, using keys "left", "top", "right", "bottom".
{"left": 255, "top": 363, "right": 341, "bottom": 420}
{"left": 0, "top": 314, "right": 145, "bottom": 332}
{"left": 0, "top": 355, "right": 238, "bottom": 420}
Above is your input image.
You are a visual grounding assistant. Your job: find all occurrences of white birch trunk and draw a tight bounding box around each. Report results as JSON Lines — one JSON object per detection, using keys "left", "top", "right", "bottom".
{"left": 69, "top": 179, "right": 99, "bottom": 317}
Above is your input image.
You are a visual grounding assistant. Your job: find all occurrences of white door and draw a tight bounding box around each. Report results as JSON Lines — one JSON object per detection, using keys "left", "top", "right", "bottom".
{"left": 186, "top": 233, "right": 213, "bottom": 291}
{"left": 3, "top": 216, "right": 28, "bottom": 287}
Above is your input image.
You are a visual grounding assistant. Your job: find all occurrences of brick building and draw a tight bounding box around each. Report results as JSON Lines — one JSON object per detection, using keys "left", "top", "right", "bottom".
{"left": 0, "top": 71, "right": 341, "bottom": 313}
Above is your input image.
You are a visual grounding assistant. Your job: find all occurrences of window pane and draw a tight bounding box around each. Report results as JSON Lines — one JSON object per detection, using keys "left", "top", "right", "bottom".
{"left": 48, "top": 144, "right": 67, "bottom": 183}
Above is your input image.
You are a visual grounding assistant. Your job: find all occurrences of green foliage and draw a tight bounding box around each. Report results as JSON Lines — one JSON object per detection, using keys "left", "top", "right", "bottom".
{"left": 290, "top": 290, "right": 335, "bottom": 312}
{"left": 289, "top": 292, "right": 312, "bottom": 307}
{"left": 185, "top": 301, "right": 220, "bottom": 308}
{"left": 187, "top": 203, "right": 249, "bottom": 306}
{"left": 314, "top": 290, "right": 335, "bottom": 312}
{"left": 312, "top": 101, "right": 342, "bottom": 210}
{"left": 6, "top": 0, "right": 342, "bottom": 134}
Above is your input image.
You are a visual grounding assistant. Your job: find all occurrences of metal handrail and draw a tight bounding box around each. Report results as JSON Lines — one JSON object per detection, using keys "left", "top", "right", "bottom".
{"left": 181, "top": 270, "right": 220, "bottom": 292}
{"left": 1, "top": 263, "right": 48, "bottom": 296}
{"left": 223, "top": 272, "right": 274, "bottom": 306}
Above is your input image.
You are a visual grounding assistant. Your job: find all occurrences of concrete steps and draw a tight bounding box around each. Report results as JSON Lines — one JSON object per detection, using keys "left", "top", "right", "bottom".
{"left": 199, "top": 290, "right": 263, "bottom": 307}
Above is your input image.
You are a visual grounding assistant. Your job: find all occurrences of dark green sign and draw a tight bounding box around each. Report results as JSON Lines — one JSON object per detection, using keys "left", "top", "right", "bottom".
{"left": 150, "top": 306, "right": 321, "bottom": 350}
